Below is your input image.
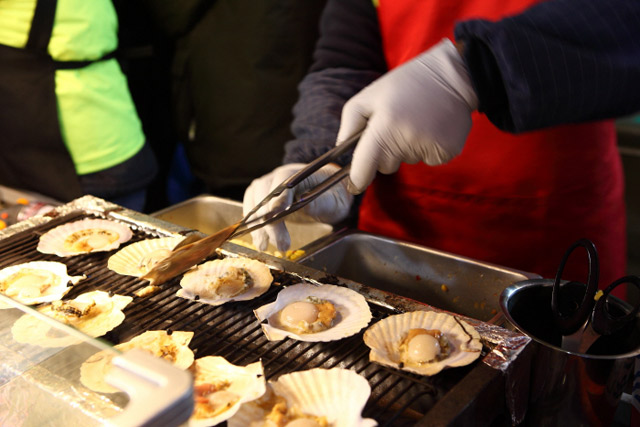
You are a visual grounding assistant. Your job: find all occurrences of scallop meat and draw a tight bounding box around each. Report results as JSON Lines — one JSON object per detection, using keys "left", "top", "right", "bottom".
{"left": 37, "top": 218, "right": 133, "bottom": 257}
{"left": 363, "top": 310, "right": 482, "bottom": 376}
{"left": 0, "top": 261, "right": 85, "bottom": 309}
{"left": 177, "top": 256, "right": 273, "bottom": 306}
{"left": 254, "top": 283, "right": 372, "bottom": 342}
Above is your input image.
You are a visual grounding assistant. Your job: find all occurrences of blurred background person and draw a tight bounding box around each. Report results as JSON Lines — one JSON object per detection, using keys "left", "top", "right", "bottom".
{"left": 244, "top": 0, "right": 640, "bottom": 289}
{"left": 0, "top": 0, "right": 157, "bottom": 211}
{"left": 139, "top": 0, "right": 327, "bottom": 204}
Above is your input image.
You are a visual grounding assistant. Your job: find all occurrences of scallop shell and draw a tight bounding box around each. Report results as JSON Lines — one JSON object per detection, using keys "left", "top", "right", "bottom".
{"left": 363, "top": 310, "right": 482, "bottom": 376}
{"left": 108, "top": 237, "right": 183, "bottom": 277}
{"left": 11, "top": 290, "right": 133, "bottom": 347}
{"left": 254, "top": 283, "right": 372, "bottom": 342}
{"left": 0, "top": 261, "right": 85, "bottom": 309}
{"left": 228, "top": 368, "right": 377, "bottom": 427}
{"left": 177, "top": 256, "right": 273, "bottom": 306}
{"left": 189, "top": 356, "right": 266, "bottom": 427}
{"left": 80, "top": 330, "right": 195, "bottom": 393}
{"left": 37, "top": 218, "right": 133, "bottom": 257}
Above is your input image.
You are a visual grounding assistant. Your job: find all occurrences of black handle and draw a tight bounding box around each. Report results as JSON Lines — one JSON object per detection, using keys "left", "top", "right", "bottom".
{"left": 551, "top": 238, "right": 599, "bottom": 335}
{"left": 591, "top": 275, "right": 640, "bottom": 335}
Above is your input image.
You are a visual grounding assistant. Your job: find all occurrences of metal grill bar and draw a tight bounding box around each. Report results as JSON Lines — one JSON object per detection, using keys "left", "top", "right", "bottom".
{"left": 0, "top": 211, "right": 496, "bottom": 426}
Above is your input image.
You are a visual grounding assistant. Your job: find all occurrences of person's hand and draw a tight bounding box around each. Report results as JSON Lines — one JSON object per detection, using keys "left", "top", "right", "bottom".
{"left": 242, "top": 163, "right": 353, "bottom": 252}
{"left": 337, "top": 38, "right": 479, "bottom": 194}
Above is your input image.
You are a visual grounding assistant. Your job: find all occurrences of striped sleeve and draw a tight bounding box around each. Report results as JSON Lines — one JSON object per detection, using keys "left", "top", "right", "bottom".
{"left": 284, "top": 0, "right": 385, "bottom": 164}
{"left": 455, "top": 0, "right": 640, "bottom": 132}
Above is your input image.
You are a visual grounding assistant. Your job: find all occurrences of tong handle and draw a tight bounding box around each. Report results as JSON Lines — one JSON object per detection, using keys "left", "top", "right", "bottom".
{"left": 242, "top": 130, "right": 362, "bottom": 224}
{"left": 282, "top": 130, "right": 362, "bottom": 188}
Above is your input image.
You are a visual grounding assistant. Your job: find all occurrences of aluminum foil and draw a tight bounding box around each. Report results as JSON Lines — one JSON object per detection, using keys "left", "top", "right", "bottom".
{"left": 0, "top": 195, "right": 189, "bottom": 241}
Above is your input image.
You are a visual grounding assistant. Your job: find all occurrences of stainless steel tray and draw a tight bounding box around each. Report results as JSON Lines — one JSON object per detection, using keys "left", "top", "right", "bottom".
{"left": 298, "top": 230, "right": 540, "bottom": 323}
{"left": 152, "top": 194, "right": 332, "bottom": 257}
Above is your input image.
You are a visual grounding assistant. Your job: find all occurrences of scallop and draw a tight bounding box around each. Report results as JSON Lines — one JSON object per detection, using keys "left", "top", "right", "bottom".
{"left": 37, "top": 218, "right": 133, "bottom": 257}
{"left": 11, "top": 290, "right": 133, "bottom": 348}
{"left": 254, "top": 283, "right": 372, "bottom": 342}
{"left": 0, "top": 261, "right": 85, "bottom": 309}
{"left": 80, "top": 330, "right": 195, "bottom": 393}
{"left": 363, "top": 310, "right": 482, "bottom": 376}
{"left": 177, "top": 256, "right": 273, "bottom": 306}
{"left": 228, "top": 368, "right": 377, "bottom": 427}
{"left": 108, "top": 236, "right": 183, "bottom": 277}
{"left": 189, "top": 356, "right": 266, "bottom": 427}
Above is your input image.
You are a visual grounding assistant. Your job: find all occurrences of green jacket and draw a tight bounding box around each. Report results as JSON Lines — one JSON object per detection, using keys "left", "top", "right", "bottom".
{"left": 0, "top": 0, "right": 145, "bottom": 175}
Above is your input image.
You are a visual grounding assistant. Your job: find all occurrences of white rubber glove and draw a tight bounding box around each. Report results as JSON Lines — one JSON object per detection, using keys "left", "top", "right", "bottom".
{"left": 242, "top": 163, "right": 354, "bottom": 252}
{"left": 337, "top": 38, "right": 479, "bottom": 194}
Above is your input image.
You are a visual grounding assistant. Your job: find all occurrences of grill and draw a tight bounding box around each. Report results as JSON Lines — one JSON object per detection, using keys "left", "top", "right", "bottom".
{"left": 0, "top": 197, "right": 531, "bottom": 426}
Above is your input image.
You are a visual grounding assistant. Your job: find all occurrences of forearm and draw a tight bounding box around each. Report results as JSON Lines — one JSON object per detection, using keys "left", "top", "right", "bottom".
{"left": 455, "top": 0, "right": 640, "bottom": 132}
{"left": 283, "top": 0, "right": 386, "bottom": 165}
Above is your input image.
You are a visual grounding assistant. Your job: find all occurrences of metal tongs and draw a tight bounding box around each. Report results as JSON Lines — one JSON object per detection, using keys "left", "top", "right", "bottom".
{"left": 552, "top": 239, "right": 640, "bottom": 353}
{"left": 141, "top": 131, "right": 363, "bottom": 286}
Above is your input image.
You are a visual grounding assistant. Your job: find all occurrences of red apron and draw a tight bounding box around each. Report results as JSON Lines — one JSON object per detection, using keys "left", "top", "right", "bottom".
{"left": 359, "top": 0, "right": 626, "bottom": 290}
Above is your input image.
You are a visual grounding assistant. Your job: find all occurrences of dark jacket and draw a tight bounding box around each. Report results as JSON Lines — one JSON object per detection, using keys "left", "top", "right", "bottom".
{"left": 144, "top": 0, "right": 327, "bottom": 191}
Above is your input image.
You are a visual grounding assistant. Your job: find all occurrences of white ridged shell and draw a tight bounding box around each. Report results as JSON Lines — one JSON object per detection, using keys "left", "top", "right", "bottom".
{"left": 107, "top": 237, "right": 183, "bottom": 277}
{"left": 363, "top": 310, "right": 482, "bottom": 376}
{"left": 228, "top": 368, "right": 377, "bottom": 427}
{"left": 254, "top": 283, "right": 372, "bottom": 342}
{"left": 80, "top": 330, "right": 195, "bottom": 393}
{"left": 189, "top": 356, "right": 266, "bottom": 427}
{"left": 177, "top": 256, "right": 273, "bottom": 306}
{"left": 37, "top": 218, "right": 133, "bottom": 257}
{"left": 0, "top": 261, "right": 85, "bottom": 309}
{"left": 11, "top": 290, "right": 133, "bottom": 347}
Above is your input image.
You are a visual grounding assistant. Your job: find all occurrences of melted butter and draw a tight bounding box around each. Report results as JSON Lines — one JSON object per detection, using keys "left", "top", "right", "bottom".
{"left": 2, "top": 268, "right": 56, "bottom": 298}
{"left": 64, "top": 229, "right": 120, "bottom": 252}
{"left": 214, "top": 267, "right": 252, "bottom": 297}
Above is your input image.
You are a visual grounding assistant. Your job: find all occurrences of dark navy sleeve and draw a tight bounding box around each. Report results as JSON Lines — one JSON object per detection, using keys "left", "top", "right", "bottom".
{"left": 455, "top": 0, "right": 640, "bottom": 133}
{"left": 283, "top": 0, "right": 386, "bottom": 165}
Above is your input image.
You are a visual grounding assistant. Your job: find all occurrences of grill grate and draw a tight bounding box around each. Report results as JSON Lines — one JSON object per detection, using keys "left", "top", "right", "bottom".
{"left": 0, "top": 211, "right": 488, "bottom": 426}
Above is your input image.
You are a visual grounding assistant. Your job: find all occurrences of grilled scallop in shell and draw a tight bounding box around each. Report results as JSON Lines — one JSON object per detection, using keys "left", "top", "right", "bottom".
{"left": 254, "top": 283, "right": 372, "bottom": 342}
{"left": 228, "top": 368, "right": 377, "bottom": 427}
{"left": 108, "top": 236, "right": 183, "bottom": 277}
{"left": 363, "top": 310, "right": 482, "bottom": 376}
{"left": 11, "top": 290, "right": 133, "bottom": 347}
{"left": 37, "top": 218, "right": 133, "bottom": 257}
{"left": 80, "top": 330, "right": 195, "bottom": 393}
{"left": 0, "top": 261, "right": 85, "bottom": 308}
{"left": 189, "top": 356, "right": 266, "bottom": 427}
{"left": 177, "top": 256, "right": 273, "bottom": 306}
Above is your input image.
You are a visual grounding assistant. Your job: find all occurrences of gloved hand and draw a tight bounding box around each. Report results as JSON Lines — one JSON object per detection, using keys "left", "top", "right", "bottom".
{"left": 242, "top": 163, "right": 354, "bottom": 252}
{"left": 337, "top": 38, "right": 479, "bottom": 194}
